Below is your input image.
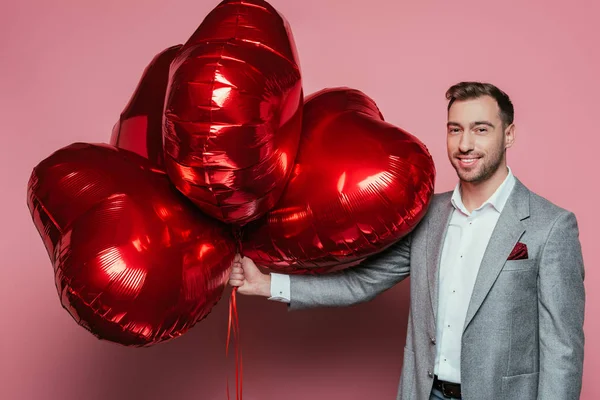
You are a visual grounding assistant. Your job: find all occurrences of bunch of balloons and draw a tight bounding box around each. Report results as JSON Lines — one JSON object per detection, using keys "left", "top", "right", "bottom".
{"left": 27, "top": 0, "right": 435, "bottom": 347}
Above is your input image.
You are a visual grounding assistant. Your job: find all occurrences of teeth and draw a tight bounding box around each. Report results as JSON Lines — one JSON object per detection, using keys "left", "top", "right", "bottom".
{"left": 461, "top": 159, "right": 476, "bottom": 163}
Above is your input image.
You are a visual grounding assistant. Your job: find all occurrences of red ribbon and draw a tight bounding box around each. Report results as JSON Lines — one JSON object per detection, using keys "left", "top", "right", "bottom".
{"left": 226, "top": 287, "right": 243, "bottom": 400}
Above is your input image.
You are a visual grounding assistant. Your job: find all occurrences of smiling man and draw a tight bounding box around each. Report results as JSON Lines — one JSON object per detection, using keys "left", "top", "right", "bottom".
{"left": 229, "top": 82, "right": 586, "bottom": 400}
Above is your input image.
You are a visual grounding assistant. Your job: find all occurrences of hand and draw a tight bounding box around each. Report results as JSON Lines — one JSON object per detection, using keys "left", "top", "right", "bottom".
{"left": 228, "top": 253, "right": 271, "bottom": 297}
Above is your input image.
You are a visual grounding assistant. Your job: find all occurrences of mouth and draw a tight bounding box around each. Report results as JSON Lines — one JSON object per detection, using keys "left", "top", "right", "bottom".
{"left": 456, "top": 156, "right": 481, "bottom": 168}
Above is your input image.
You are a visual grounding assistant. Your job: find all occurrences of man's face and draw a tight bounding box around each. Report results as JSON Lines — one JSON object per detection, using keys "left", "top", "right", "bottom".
{"left": 446, "top": 95, "right": 513, "bottom": 184}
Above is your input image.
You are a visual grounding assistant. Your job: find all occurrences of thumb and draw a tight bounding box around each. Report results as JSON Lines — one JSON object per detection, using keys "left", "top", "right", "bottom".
{"left": 240, "top": 256, "right": 261, "bottom": 276}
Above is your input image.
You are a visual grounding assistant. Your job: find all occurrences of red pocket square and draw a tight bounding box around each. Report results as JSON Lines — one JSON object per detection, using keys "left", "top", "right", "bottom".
{"left": 508, "top": 242, "right": 528, "bottom": 260}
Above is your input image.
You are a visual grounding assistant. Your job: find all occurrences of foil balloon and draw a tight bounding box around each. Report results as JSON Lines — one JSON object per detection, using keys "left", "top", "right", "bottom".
{"left": 110, "top": 45, "right": 182, "bottom": 167}
{"left": 27, "top": 143, "right": 235, "bottom": 346}
{"left": 241, "top": 88, "right": 436, "bottom": 272}
{"left": 163, "top": 0, "right": 303, "bottom": 225}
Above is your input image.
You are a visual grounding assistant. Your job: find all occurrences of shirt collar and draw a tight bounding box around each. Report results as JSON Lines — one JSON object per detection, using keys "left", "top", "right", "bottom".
{"left": 451, "top": 167, "right": 516, "bottom": 215}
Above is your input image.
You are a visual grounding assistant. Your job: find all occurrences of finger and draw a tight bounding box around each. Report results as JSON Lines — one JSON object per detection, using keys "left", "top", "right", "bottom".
{"left": 229, "top": 273, "right": 244, "bottom": 281}
{"left": 231, "top": 266, "right": 244, "bottom": 274}
{"left": 229, "top": 279, "right": 245, "bottom": 287}
{"left": 234, "top": 253, "right": 242, "bottom": 262}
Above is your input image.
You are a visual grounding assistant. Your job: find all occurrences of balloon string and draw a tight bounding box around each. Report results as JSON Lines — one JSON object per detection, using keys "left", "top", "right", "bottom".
{"left": 226, "top": 287, "right": 243, "bottom": 400}
{"left": 233, "top": 226, "right": 243, "bottom": 254}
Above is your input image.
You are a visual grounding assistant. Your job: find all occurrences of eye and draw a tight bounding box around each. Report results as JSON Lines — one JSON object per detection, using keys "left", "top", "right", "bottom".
{"left": 476, "top": 127, "right": 488, "bottom": 133}
{"left": 448, "top": 128, "right": 460, "bottom": 134}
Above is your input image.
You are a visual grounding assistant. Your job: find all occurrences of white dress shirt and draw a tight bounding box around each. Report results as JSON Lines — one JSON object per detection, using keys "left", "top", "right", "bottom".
{"left": 434, "top": 168, "right": 515, "bottom": 383}
{"left": 269, "top": 168, "right": 516, "bottom": 384}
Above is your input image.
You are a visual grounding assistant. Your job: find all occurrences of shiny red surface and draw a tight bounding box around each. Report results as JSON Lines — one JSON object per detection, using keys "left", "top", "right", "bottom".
{"left": 110, "top": 45, "right": 182, "bottom": 168}
{"left": 27, "top": 143, "right": 235, "bottom": 346}
{"left": 242, "top": 88, "right": 436, "bottom": 272}
{"left": 163, "top": 0, "right": 303, "bottom": 225}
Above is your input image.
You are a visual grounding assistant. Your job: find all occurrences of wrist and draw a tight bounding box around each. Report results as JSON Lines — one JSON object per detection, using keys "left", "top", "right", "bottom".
{"left": 260, "top": 273, "right": 272, "bottom": 297}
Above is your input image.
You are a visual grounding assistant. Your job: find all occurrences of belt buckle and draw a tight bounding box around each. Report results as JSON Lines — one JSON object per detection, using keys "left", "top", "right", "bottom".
{"left": 441, "top": 382, "right": 459, "bottom": 399}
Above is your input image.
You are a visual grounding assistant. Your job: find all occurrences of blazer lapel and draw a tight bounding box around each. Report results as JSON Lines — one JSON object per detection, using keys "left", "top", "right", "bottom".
{"left": 426, "top": 194, "right": 454, "bottom": 323}
{"left": 463, "top": 179, "right": 530, "bottom": 331}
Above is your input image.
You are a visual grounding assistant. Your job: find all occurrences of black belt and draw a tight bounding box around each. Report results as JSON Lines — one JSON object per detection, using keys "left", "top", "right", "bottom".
{"left": 433, "top": 375, "right": 462, "bottom": 399}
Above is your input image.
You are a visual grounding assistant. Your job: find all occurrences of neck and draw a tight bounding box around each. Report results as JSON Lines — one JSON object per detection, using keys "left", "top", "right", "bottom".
{"left": 460, "top": 165, "right": 509, "bottom": 212}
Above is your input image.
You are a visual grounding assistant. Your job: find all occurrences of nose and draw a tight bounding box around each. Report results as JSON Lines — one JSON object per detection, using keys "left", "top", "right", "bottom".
{"left": 458, "top": 131, "right": 475, "bottom": 153}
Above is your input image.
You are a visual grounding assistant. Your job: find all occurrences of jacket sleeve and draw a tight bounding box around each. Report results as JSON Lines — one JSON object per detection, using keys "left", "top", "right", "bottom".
{"left": 289, "top": 234, "right": 412, "bottom": 311}
{"left": 537, "top": 211, "right": 585, "bottom": 399}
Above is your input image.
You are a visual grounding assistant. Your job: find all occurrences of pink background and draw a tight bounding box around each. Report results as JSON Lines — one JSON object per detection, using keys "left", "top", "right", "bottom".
{"left": 1, "top": 0, "right": 598, "bottom": 399}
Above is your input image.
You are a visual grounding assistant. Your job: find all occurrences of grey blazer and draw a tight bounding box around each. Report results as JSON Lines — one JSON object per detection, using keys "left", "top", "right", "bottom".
{"left": 289, "top": 178, "right": 585, "bottom": 400}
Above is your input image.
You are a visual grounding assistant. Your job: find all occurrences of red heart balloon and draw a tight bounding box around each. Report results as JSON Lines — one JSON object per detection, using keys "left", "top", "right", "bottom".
{"left": 241, "top": 88, "right": 436, "bottom": 272}
{"left": 27, "top": 143, "right": 235, "bottom": 346}
{"left": 163, "top": 0, "right": 303, "bottom": 225}
{"left": 110, "top": 45, "right": 182, "bottom": 168}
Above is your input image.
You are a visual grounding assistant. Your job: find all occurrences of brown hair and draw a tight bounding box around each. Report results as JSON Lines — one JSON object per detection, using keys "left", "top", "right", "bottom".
{"left": 446, "top": 82, "right": 514, "bottom": 128}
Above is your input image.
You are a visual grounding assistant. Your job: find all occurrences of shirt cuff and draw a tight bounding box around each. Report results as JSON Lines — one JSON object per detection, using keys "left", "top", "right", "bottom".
{"left": 268, "top": 273, "right": 291, "bottom": 303}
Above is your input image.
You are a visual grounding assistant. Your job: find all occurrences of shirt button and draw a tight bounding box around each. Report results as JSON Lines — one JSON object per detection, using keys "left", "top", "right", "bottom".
{"left": 430, "top": 337, "right": 436, "bottom": 345}
{"left": 427, "top": 370, "right": 434, "bottom": 378}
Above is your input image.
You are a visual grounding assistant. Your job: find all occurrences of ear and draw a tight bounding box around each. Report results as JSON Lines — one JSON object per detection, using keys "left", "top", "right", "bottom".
{"left": 504, "top": 123, "right": 515, "bottom": 149}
